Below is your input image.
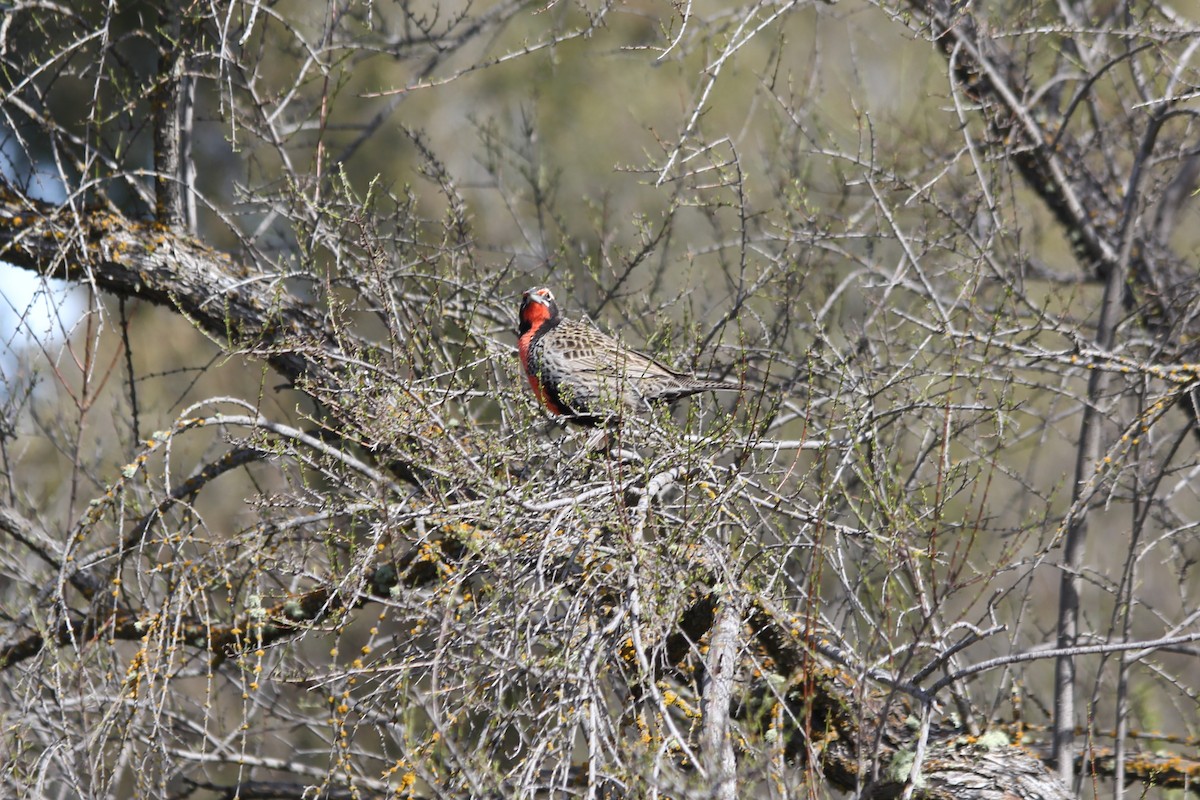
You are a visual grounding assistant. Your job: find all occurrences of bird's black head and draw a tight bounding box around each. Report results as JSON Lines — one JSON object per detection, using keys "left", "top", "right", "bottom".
{"left": 518, "top": 287, "right": 559, "bottom": 336}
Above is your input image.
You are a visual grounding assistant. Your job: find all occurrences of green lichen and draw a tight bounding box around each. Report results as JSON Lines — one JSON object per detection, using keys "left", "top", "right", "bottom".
{"left": 977, "top": 729, "right": 1010, "bottom": 750}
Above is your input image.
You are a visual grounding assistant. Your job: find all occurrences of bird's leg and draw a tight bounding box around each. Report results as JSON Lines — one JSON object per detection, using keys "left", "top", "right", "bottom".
{"left": 583, "top": 427, "right": 610, "bottom": 453}
{"left": 576, "top": 426, "right": 642, "bottom": 464}
{"left": 605, "top": 421, "right": 645, "bottom": 464}
{"left": 557, "top": 426, "right": 612, "bottom": 472}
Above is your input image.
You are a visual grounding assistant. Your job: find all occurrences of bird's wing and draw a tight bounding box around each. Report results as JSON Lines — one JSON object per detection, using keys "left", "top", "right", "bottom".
{"left": 566, "top": 351, "right": 691, "bottom": 413}
{"left": 580, "top": 348, "right": 679, "bottom": 381}
{"left": 558, "top": 322, "right": 683, "bottom": 380}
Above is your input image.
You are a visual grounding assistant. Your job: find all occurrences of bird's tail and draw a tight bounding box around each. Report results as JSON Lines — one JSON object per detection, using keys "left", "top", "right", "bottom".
{"left": 691, "top": 379, "right": 741, "bottom": 392}
{"left": 653, "top": 378, "right": 741, "bottom": 402}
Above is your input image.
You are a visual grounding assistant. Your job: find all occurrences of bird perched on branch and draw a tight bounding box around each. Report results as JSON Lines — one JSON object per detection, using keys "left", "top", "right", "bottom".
{"left": 517, "top": 286, "right": 740, "bottom": 425}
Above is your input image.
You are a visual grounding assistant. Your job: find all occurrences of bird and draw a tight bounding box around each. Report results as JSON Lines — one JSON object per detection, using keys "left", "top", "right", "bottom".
{"left": 517, "top": 286, "right": 740, "bottom": 425}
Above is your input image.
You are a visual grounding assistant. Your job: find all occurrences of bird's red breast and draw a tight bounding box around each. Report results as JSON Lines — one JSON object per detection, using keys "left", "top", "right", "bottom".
{"left": 517, "top": 288, "right": 566, "bottom": 415}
